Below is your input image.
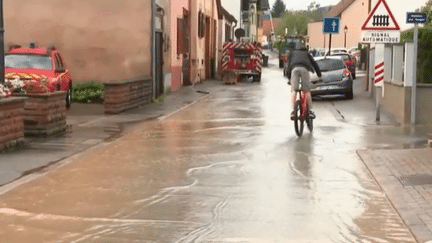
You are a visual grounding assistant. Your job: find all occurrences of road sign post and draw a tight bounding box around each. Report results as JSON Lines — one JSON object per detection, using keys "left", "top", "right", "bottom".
{"left": 411, "top": 23, "right": 418, "bottom": 125}
{"left": 323, "top": 17, "right": 339, "bottom": 54}
{"left": 406, "top": 11, "right": 426, "bottom": 125}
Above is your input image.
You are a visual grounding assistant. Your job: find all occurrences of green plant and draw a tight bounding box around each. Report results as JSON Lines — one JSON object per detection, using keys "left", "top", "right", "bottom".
{"left": 401, "top": 26, "right": 432, "bottom": 84}
{"left": 72, "top": 83, "right": 104, "bottom": 103}
{"left": 1, "top": 140, "right": 27, "bottom": 153}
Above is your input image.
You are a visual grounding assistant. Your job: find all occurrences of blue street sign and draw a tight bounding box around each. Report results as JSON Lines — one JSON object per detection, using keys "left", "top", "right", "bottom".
{"left": 323, "top": 17, "right": 340, "bottom": 34}
{"left": 407, "top": 12, "right": 427, "bottom": 24}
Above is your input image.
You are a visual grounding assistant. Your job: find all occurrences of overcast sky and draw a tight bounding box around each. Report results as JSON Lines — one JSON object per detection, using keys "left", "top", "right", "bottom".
{"left": 221, "top": 0, "right": 430, "bottom": 30}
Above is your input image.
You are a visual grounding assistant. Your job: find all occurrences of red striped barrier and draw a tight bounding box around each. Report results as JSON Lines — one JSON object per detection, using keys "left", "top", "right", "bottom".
{"left": 374, "top": 61, "right": 384, "bottom": 84}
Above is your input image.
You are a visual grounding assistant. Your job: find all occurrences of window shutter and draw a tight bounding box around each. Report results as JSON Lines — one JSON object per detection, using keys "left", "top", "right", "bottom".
{"left": 198, "top": 12, "right": 202, "bottom": 38}
{"left": 177, "top": 18, "right": 184, "bottom": 55}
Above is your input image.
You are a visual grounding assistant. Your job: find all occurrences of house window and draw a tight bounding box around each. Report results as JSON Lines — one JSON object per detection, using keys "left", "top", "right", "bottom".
{"left": 225, "top": 24, "right": 231, "bottom": 41}
{"left": 198, "top": 11, "right": 206, "bottom": 38}
{"left": 177, "top": 18, "right": 184, "bottom": 55}
{"left": 177, "top": 18, "right": 189, "bottom": 55}
{"left": 257, "top": 13, "right": 262, "bottom": 27}
{"left": 155, "top": 5, "right": 164, "bottom": 31}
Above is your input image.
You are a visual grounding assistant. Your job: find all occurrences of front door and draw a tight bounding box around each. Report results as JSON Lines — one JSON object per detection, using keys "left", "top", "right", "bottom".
{"left": 182, "top": 10, "right": 191, "bottom": 85}
{"left": 155, "top": 31, "right": 164, "bottom": 98}
{"left": 205, "top": 16, "right": 211, "bottom": 79}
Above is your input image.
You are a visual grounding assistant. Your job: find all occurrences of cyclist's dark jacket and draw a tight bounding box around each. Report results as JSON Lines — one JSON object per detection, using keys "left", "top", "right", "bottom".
{"left": 287, "top": 49, "right": 322, "bottom": 80}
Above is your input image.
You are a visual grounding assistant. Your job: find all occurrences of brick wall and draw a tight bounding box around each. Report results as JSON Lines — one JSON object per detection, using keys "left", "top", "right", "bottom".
{"left": 0, "top": 97, "right": 26, "bottom": 151}
{"left": 13, "top": 92, "right": 67, "bottom": 136}
{"left": 104, "top": 78, "right": 152, "bottom": 114}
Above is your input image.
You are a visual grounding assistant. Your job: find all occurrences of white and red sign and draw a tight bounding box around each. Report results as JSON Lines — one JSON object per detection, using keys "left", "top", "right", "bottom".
{"left": 361, "top": 31, "right": 400, "bottom": 43}
{"left": 362, "top": 0, "right": 400, "bottom": 31}
{"left": 361, "top": 0, "right": 400, "bottom": 86}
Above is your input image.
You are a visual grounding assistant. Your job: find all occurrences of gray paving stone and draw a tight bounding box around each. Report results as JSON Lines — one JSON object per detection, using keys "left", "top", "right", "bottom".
{"left": 410, "top": 224, "right": 432, "bottom": 243}
{"left": 358, "top": 148, "right": 432, "bottom": 242}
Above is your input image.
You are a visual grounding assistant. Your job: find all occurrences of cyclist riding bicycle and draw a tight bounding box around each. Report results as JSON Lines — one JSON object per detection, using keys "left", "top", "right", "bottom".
{"left": 286, "top": 43, "right": 322, "bottom": 120}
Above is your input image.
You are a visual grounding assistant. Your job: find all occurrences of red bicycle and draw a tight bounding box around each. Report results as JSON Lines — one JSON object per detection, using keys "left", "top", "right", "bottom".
{"left": 292, "top": 82, "right": 315, "bottom": 137}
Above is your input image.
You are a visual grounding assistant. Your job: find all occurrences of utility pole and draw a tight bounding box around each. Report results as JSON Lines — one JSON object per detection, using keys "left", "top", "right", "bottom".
{"left": 410, "top": 9, "right": 420, "bottom": 125}
{"left": 151, "top": 0, "right": 156, "bottom": 98}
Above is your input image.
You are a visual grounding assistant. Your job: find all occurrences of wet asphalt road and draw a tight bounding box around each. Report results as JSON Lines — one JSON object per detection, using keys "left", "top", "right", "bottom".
{"left": 0, "top": 54, "right": 424, "bottom": 242}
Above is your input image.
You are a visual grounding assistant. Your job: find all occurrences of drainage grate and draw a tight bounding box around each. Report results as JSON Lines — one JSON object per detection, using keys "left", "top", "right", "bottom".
{"left": 399, "top": 174, "right": 432, "bottom": 186}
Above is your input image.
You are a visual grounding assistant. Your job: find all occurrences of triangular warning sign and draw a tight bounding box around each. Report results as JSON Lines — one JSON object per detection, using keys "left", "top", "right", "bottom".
{"left": 362, "top": 0, "right": 400, "bottom": 30}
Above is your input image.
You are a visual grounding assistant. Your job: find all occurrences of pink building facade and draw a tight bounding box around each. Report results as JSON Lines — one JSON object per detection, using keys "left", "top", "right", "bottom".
{"left": 170, "top": 0, "right": 190, "bottom": 91}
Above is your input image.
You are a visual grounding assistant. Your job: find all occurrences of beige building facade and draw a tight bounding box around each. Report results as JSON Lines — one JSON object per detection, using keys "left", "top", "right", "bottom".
{"left": 189, "top": 0, "right": 221, "bottom": 83}
{"left": 4, "top": 0, "right": 154, "bottom": 83}
{"left": 307, "top": 0, "right": 377, "bottom": 50}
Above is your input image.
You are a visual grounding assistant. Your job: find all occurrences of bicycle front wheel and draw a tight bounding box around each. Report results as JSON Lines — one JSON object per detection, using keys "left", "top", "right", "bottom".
{"left": 294, "top": 100, "right": 304, "bottom": 137}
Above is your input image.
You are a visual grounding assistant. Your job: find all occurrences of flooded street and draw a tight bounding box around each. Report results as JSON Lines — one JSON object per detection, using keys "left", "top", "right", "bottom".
{"left": 0, "top": 55, "right": 421, "bottom": 242}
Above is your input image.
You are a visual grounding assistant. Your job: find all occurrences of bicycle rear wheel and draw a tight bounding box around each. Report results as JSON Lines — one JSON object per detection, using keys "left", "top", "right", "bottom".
{"left": 294, "top": 100, "right": 304, "bottom": 137}
{"left": 306, "top": 104, "right": 313, "bottom": 132}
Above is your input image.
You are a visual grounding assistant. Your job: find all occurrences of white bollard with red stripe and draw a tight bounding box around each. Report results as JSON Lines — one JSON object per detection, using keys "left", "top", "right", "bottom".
{"left": 374, "top": 44, "right": 385, "bottom": 121}
{"left": 374, "top": 44, "right": 385, "bottom": 87}
{"left": 374, "top": 61, "right": 384, "bottom": 84}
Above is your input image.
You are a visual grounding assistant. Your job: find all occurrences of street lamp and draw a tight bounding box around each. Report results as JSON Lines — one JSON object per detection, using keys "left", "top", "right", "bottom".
{"left": 344, "top": 25, "right": 348, "bottom": 48}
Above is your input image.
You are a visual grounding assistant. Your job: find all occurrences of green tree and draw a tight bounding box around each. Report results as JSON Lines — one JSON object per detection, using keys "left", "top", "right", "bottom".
{"left": 271, "top": 0, "right": 286, "bottom": 18}
{"left": 421, "top": 0, "right": 432, "bottom": 26}
{"left": 276, "top": 10, "right": 309, "bottom": 36}
{"left": 275, "top": 5, "right": 330, "bottom": 37}
{"left": 400, "top": 0, "right": 432, "bottom": 83}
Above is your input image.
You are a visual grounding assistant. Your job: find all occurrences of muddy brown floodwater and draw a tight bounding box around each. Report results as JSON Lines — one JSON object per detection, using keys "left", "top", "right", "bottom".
{"left": 0, "top": 57, "right": 418, "bottom": 242}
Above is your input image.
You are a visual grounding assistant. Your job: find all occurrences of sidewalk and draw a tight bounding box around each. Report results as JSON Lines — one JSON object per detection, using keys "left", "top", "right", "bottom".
{"left": 358, "top": 147, "right": 432, "bottom": 243}
{"left": 0, "top": 79, "right": 226, "bottom": 187}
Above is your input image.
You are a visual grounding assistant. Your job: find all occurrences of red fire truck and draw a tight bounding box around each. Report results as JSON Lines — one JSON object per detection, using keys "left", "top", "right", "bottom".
{"left": 220, "top": 38, "right": 262, "bottom": 84}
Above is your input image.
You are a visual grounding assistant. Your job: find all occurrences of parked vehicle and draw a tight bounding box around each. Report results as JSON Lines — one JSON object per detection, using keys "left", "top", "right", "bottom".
{"left": 310, "top": 56, "right": 353, "bottom": 99}
{"left": 348, "top": 47, "right": 361, "bottom": 68}
{"left": 348, "top": 47, "right": 359, "bottom": 54}
{"left": 325, "top": 47, "right": 349, "bottom": 56}
{"left": 221, "top": 38, "right": 262, "bottom": 83}
{"left": 328, "top": 53, "right": 356, "bottom": 79}
{"left": 309, "top": 48, "right": 325, "bottom": 57}
{"left": 5, "top": 43, "right": 72, "bottom": 108}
